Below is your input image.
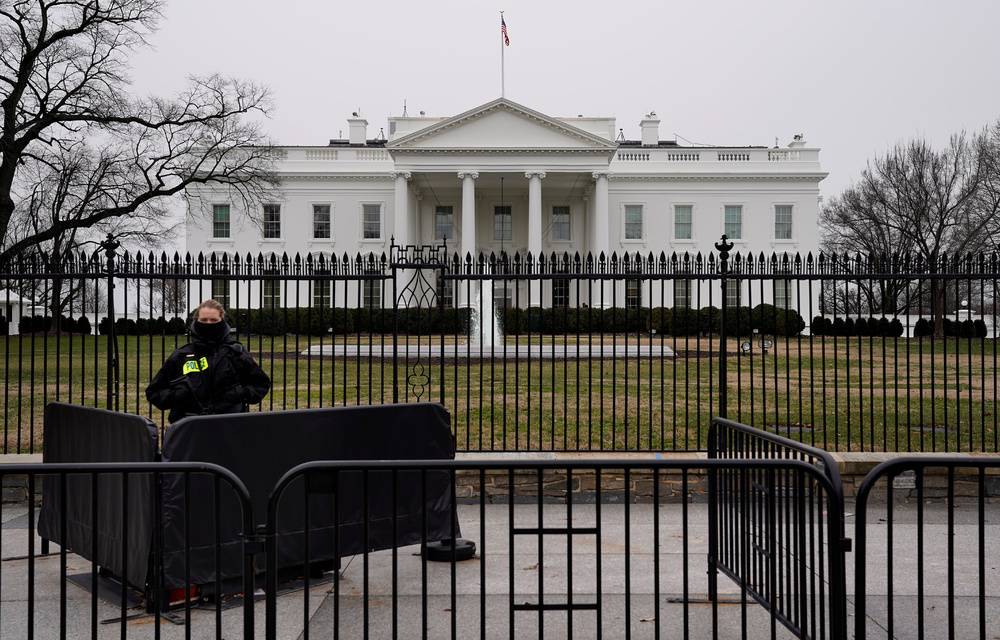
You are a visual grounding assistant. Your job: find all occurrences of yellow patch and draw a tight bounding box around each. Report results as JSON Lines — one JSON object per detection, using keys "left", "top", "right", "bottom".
{"left": 182, "top": 357, "right": 209, "bottom": 375}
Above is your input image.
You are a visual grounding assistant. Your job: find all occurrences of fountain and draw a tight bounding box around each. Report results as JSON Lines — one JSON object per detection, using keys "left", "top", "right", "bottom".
{"left": 468, "top": 272, "right": 504, "bottom": 351}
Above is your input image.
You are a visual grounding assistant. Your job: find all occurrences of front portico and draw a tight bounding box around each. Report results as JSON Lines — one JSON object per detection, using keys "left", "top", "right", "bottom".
{"left": 386, "top": 98, "right": 618, "bottom": 266}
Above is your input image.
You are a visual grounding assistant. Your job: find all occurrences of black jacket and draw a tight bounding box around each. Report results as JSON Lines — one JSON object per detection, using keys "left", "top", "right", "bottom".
{"left": 146, "top": 324, "right": 271, "bottom": 423}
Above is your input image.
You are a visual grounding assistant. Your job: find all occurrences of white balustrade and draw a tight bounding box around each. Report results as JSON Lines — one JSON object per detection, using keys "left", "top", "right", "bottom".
{"left": 356, "top": 149, "right": 390, "bottom": 161}
{"left": 666, "top": 152, "right": 700, "bottom": 161}
{"left": 304, "top": 149, "right": 338, "bottom": 161}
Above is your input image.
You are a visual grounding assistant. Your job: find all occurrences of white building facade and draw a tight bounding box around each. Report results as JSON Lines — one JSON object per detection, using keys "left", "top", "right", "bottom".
{"left": 186, "top": 98, "right": 826, "bottom": 310}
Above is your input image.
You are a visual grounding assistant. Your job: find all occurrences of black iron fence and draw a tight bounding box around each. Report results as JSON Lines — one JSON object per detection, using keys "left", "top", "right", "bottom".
{"left": 1, "top": 236, "right": 998, "bottom": 453}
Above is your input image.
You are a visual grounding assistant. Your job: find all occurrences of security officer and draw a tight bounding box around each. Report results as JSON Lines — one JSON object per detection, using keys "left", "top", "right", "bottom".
{"left": 146, "top": 299, "right": 270, "bottom": 423}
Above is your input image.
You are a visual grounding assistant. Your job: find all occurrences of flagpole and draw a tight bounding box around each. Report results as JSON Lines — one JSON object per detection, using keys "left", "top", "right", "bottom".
{"left": 500, "top": 11, "right": 505, "bottom": 98}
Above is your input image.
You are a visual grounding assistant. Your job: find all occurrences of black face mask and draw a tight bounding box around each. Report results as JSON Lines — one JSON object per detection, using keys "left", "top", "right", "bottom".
{"left": 193, "top": 320, "right": 229, "bottom": 342}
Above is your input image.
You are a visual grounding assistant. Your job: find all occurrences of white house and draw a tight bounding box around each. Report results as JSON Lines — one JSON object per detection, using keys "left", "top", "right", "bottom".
{"left": 186, "top": 97, "right": 826, "bottom": 310}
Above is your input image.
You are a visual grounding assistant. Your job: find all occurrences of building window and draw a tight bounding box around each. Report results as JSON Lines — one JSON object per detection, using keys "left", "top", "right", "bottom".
{"left": 435, "top": 206, "right": 454, "bottom": 241}
{"left": 212, "top": 205, "right": 230, "bottom": 239}
{"left": 362, "top": 203, "right": 382, "bottom": 240}
{"left": 552, "top": 276, "right": 570, "bottom": 309}
{"left": 624, "top": 204, "right": 643, "bottom": 240}
{"left": 262, "top": 271, "right": 280, "bottom": 309}
{"left": 726, "top": 280, "right": 741, "bottom": 308}
{"left": 211, "top": 269, "right": 230, "bottom": 308}
{"left": 551, "top": 206, "right": 570, "bottom": 241}
{"left": 724, "top": 205, "right": 742, "bottom": 240}
{"left": 313, "top": 205, "right": 331, "bottom": 239}
{"left": 774, "top": 205, "right": 793, "bottom": 240}
{"left": 774, "top": 279, "right": 792, "bottom": 309}
{"left": 362, "top": 279, "right": 382, "bottom": 309}
{"left": 674, "top": 205, "right": 693, "bottom": 240}
{"left": 493, "top": 280, "right": 513, "bottom": 311}
{"left": 494, "top": 205, "right": 512, "bottom": 242}
{"left": 436, "top": 272, "right": 454, "bottom": 307}
{"left": 312, "top": 272, "right": 331, "bottom": 308}
{"left": 263, "top": 204, "right": 281, "bottom": 239}
{"left": 626, "top": 279, "right": 642, "bottom": 309}
{"left": 673, "top": 278, "right": 691, "bottom": 309}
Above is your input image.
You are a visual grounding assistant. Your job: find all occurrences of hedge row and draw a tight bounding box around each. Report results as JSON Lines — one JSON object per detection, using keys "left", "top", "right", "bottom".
{"left": 810, "top": 316, "right": 989, "bottom": 339}
{"left": 222, "top": 304, "right": 806, "bottom": 337}
{"left": 17, "top": 315, "right": 92, "bottom": 334}
{"left": 810, "top": 316, "right": 905, "bottom": 338}
{"left": 913, "top": 317, "right": 988, "bottom": 338}
{"left": 98, "top": 316, "right": 188, "bottom": 336}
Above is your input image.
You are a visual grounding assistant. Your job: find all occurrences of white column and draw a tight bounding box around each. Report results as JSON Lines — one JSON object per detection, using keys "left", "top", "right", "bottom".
{"left": 593, "top": 171, "right": 611, "bottom": 307}
{"left": 458, "top": 171, "right": 478, "bottom": 260}
{"left": 593, "top": 171, "right": 610, "bottom": 257}
{"left": 526, "top": 171, "right": 545, "bottom": 306}
{"left": 393, "top": 171, "right": 411, "bottom": 248}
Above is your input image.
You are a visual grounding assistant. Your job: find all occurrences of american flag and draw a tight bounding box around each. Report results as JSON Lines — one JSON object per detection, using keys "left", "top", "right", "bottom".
{"left": 501, "top": 16, "right": 510, "bottom": 46}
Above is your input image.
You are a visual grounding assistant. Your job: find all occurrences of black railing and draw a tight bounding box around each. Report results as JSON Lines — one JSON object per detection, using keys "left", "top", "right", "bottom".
{"left": 1, "top": 238, "right": 998, "bottom": 453}
{"left": 1, "top": 442, "right": 996, "bottom": 638}
{"left": 263, "top": 458, "right": 848, "bottom": 640}
{"left": 0, "top": 462, "right": 255, "bottom": 639}
{"left": 853, "top": 457, "right": 1000, "bottom": 640}
{"left": 708, "top": 417, "right": 849, "bottom": 640}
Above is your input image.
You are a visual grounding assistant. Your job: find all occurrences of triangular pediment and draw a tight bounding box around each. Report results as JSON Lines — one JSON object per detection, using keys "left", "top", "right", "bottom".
{"left": 388, "top": 98, "right": 617, "bottom": 151}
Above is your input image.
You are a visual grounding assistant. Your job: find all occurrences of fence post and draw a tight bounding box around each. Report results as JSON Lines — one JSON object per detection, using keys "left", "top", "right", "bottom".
{"left": 390, "top": 238, "right": 399, "bottom": 404}
{"left": 100, "top": 234, "right": 120, "bottom": 411}
{"left": 715, "top": 234, "right": 734, "bottom": 419}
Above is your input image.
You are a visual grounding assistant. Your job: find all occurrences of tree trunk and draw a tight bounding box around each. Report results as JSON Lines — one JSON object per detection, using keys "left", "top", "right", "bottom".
{"left": 931, "top": 279, "right": 947, "bottom": 338}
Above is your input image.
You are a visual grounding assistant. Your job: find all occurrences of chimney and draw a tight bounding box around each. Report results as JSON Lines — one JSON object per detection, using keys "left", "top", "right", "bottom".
{"left": 788, "top": 133, "right": 806, "bottom": 148}
{"left": 348, "top": 113, "right": 368, "bottom": 145}
{"left": 640, "top": 111, "right": 660, "bottom": 147}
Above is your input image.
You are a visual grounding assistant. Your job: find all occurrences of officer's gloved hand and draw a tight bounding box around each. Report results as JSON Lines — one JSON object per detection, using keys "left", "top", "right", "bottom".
{"left": 170, "top": 379, "right": 194, "bottom": 403}
{"left": 220, "top": 385, "right": 246, "bottom": 404}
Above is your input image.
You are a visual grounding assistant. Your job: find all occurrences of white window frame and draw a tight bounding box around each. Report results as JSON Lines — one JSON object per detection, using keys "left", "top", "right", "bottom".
{"left": 211, "top": 267, "right": 230, "bottom": 308}
{"left": 773, "top": 204, "right": 794, "bottom": 242}
{"left": 673, "top": 203, "right": 694, "bottom": 242}
{"left": 262, "top": 204, "right": 282, "bottom": 240}
{"left": 360, "top": 201, "right": 385, "bottom": 243}
{"left": 625, "top": 278, "right": 643, "bottom": 309}
{"left": 550, "top": 205, "right": 572, "bottom": 243}
{"left": 435, "top": 205, "right": 455, "bottom": 242}
{"left": 725, "top": 280, "right": 741, "bottom": 308}
{"left": 211, "top": 204, "right": 231, "bottom": 239}
{"left": 622, "top": 203, "right": 645, "bottom": 243}
{"left": 311, "top": 203, "right": 333, "bottom": 241}
{"left": 493, "top": 204, "right": 513, "bottom": 243}
{"left": 723, "top": 204, "right": 744, "bottom": 241}
{"left": 362, "top": 279, "right": 382, "bottom": 309}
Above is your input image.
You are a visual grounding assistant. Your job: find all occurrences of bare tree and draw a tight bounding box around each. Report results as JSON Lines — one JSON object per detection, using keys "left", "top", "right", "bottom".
{"left": 0, "top": 0, "right": 278, "bottom": 263}
{"left": 820, "top": 132, "right": 995, "bottom": 332}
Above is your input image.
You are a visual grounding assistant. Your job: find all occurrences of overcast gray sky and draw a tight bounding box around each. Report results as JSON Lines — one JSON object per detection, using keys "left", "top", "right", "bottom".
{"left": 131, "top": 0, "right": 1000, "bottom": 200}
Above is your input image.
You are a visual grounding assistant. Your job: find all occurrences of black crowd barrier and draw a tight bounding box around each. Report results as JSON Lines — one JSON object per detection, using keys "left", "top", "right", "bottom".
{"left": 161, "top": 403, "right": 458, "bottom": 590}
{"left": 39, "top": 402, "right": 459, "bottom": 598}
{"left": 708, "top": 418, "right": 849, "bottom": 639}
{"left": 37, "top": 403, "right": 159, "bottom": 589}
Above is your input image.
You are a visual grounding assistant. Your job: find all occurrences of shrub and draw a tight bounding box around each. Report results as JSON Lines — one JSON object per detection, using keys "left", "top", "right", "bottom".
{"left": 974, "top": 319, "right": 988, "bottom": 338}
{"left": 0, "top": 315, "right": 7, "bottom": 336}
{"left": 750, "top": 303, "right": 805, "bottom": 337}
{"left": 698, "top": 306, "right": 721, "bottom": 334}
{"left": 724, "top": 306, "right": 754, "bottom": 337}
{"left": 77, "top": 316, "right": 92, "bottom": 335}
{"left": 913, "top": 318, "right": 933, "bottom": 337}
{"left": 670, "top": 307, "right": 701, "bottom": 336}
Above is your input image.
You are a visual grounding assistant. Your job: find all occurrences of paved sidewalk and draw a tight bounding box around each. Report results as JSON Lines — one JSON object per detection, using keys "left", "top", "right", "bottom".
{"left": 0, "top": 500, "right": 996, "bottom": 639}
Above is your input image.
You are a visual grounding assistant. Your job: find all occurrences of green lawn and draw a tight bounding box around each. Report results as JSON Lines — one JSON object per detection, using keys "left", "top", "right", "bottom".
{"left": 1, "top": 334, "right": 997, "bottom": 454}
